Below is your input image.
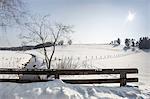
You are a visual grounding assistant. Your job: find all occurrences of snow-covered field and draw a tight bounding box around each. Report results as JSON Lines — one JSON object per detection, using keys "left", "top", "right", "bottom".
{"left": 0, "top": 44, "right": 149, "bottom": 99}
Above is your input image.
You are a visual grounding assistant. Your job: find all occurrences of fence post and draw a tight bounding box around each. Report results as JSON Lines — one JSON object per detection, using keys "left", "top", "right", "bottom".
{"left": 55, "top": 74, "right": 59, "bottom": 79}
{"left": 120, "top": 72, "right": 127, "bottom": 87}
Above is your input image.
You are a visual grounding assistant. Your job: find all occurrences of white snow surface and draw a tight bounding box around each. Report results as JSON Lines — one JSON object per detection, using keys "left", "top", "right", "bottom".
{"left": 0, "top": 80, "right": 147, "bottom": 99}
{"left": 0, "top": 44, "right": 149, "bottom": 99}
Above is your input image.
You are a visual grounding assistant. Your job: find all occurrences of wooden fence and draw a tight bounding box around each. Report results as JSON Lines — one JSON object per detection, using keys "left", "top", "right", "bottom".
{"left": 0, "top": 68, "right": 138, "bottom": 87}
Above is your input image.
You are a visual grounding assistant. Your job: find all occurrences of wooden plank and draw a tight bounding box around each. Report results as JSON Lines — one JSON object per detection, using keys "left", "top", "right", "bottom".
{"left": 62, "top": 78, "right": 138, "bottom": 84}
{"left": 0, "top": 79, "right": 51, "bottom": 83}
{"left": 0, "top": 78, "right": 138, "bottom": 84}
{"left": 0, "top": 68, "right": 56, "bottom": 75}
{"left": 54, "top": 68, "right": 138, "bottom": 75}
{"left": 0, "top": 68, "right": 138, "bottom": 75}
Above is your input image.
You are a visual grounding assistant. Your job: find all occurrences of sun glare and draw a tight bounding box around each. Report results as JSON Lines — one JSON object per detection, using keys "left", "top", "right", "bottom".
{"left": 127, "top": 11, "right": 135, "bottom": 21}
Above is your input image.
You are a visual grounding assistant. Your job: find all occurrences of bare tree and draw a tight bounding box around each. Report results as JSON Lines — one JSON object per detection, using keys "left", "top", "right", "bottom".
{"left": 0, "top": 0, "right": 26, "bottom": 46}
{"left": 0, "top": 0, "right": 25, "bottom": 27}
{"left": 19, "top": 15, "right": 73, "bottom": 69}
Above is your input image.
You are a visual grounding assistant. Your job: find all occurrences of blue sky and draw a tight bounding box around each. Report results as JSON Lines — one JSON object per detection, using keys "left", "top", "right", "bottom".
{"left": 0, "top": 0, "right": 149, "bottom": 46}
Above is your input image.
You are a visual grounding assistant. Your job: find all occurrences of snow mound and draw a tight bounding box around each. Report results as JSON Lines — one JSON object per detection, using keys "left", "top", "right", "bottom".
{"left": 19, "top": 51, "right": 48, "bottom": 80}
{"left": 0, "top": 80, "right": 148, "bottom": 99}
{"left": 24, "top": 50, "right": 46, "bottom": 59}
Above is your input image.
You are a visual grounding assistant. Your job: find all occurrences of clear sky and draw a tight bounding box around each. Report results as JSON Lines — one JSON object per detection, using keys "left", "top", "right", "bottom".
{"left": 0, "top": 0, "right": 150, "bottom": 46}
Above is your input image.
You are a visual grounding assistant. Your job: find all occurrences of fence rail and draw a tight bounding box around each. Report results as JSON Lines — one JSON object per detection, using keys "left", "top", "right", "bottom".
{"left": 0, "top": 68, "right": 138, "bottom": 87}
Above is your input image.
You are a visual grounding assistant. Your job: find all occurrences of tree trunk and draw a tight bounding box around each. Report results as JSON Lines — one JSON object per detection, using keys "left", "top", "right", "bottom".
{"left": 43, "top": 46, "right": 49, "bottom": 68}
{"left": 48, "top": 44, "right": 56, "bottom": 69}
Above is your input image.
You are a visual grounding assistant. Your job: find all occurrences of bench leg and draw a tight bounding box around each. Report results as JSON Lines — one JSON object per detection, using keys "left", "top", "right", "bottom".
{"left": 120, "top": 72, "right": 127, "bottom": 87}
{"left": 55, "top": 74, "right": 59, "bottom": 79}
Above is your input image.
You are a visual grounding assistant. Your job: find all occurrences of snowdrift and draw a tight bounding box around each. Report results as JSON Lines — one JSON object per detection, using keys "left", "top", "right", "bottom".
{"left": 0, "top": 80, "right": 148, "bottom": 99}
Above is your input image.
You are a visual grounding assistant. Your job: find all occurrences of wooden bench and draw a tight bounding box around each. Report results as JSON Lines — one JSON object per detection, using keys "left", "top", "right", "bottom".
{"left": 0, "top": 68, "right": 138, "bottom": 87}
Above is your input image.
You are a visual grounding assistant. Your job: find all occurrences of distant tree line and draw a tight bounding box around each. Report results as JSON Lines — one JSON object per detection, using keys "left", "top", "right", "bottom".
{"left": 0, "top": 42, "right": 53, "bottom": 51}
{"left": 139, "top": 37, "right": 150, "bottom": 49}
{"left": 110, "top": 37, "right": 150, "bottom": 49}
{"left": 110, "top": 38, "right": 121, "bottom": 45}
{"left": 57, "top": 40, "right": 72, "bottom": 45}
{"left": 0, "top": 39, "right": 73, "bottom": 51}
{"left": 124, "top": 38, "right": 136, "bottom": 48}
{"left": 124, "top": 37, "right": 150, "bottom": 49}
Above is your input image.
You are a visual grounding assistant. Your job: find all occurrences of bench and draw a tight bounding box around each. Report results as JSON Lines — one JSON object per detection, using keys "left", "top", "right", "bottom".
{"left": 0, "top": 68, "right": 138, "bottom": 87}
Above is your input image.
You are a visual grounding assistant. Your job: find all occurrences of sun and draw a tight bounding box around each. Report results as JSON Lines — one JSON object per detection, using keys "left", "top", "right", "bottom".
{"left": 127, "top": 11, "right": 135, "bottom": 21}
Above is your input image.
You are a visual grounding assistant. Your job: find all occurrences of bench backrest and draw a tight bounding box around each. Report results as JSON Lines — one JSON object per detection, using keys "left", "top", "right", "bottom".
{"left": 0, "top": 68, "right": 138, "bottom": 86}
